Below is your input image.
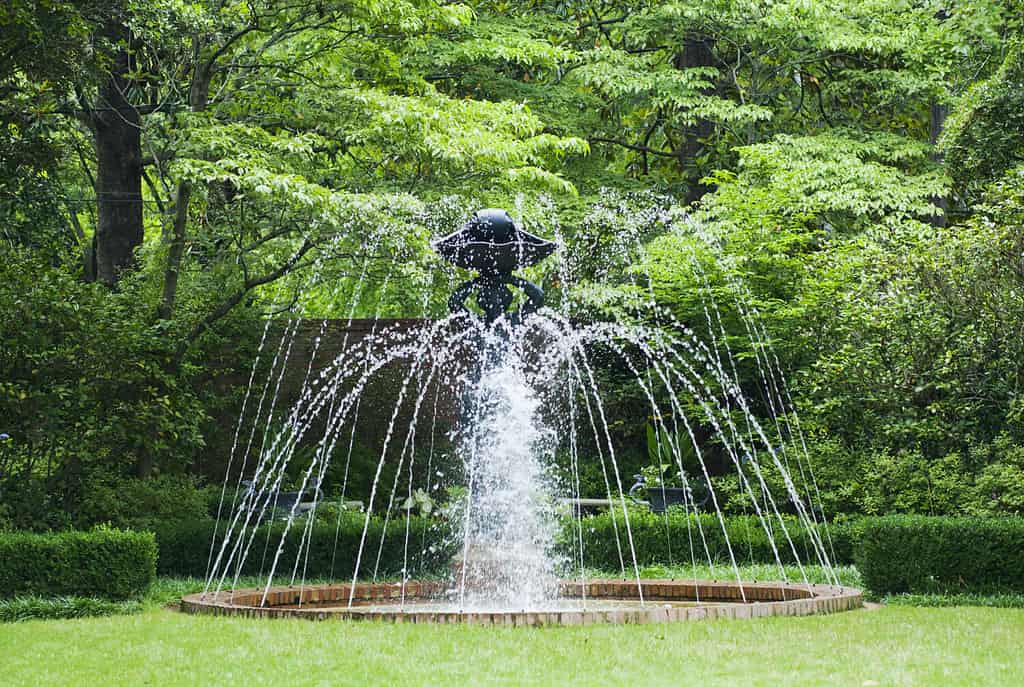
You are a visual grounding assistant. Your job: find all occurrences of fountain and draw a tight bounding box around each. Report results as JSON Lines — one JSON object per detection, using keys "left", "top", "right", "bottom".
{"left": 181, "top": 207, "right": 862, "bottom": 625}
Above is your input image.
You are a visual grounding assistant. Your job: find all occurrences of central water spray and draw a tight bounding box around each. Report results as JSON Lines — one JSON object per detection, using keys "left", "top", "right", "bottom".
{"left": 432, "top": 208, "right": 562, "bottom": 609}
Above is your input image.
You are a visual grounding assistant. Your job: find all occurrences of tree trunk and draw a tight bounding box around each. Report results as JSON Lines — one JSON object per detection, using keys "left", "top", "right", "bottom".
{"left": 674, "top": 37, "right": 717, "bottom": 204}
{"left": 157, "top": 183, "right": 191, "bottom": 320}
{"left": 154, "top": 38, "right": 210, "bottom": 319}
{"left": 92, "top": 42, "right": 144, "bottom": 286}
{"left": 134, "top": 452, "right": 154, "bottom": 480}
{"left": 929, "top": 101, "right": 950, "bottom": 228}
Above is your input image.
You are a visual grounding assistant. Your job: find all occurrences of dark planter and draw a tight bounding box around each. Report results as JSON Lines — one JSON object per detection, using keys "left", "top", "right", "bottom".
{"left": 272, "top": 487, "right": 323, "bottom": 516}
{"left": 647, "top": 487, "right": 688, "bottom": 514}
{"left": 274, "top": 491, "right": 303, "bottom": 513}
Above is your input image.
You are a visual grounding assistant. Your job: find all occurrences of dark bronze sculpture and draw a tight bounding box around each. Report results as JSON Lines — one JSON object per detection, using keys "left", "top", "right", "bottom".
{"left": 432, "top": 209, "right": 556, "bottom": 324}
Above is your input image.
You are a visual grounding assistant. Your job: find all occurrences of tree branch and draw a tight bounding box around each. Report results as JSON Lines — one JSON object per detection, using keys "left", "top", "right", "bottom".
{"left": 203, "top": 25, "right": 259, "bottom": 79}
{"left": 142, "top": 168, "right": 167, "bottom": 215}
{"left": 176, "top": 238, "right": 314, "bottom": 357}
{"left": 589, "top": 137, "right": 679, "bottom": 157}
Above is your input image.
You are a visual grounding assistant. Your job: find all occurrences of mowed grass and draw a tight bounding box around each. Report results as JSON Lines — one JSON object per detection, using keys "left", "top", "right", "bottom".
{"left": 1, "top": 604, "right": 1021, "bottom": 686}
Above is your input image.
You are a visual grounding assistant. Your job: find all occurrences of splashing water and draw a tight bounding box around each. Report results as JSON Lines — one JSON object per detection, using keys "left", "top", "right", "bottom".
{"left": 455, "top": 355, "right": 560, "bottom": 610}
{"left": 203, "top": 204, "right": 841, "bottom": 613}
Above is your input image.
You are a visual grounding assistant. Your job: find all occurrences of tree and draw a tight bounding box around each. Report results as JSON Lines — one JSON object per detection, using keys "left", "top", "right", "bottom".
{"left": 0, "top": 1, "right": 96, "bottom": 263}
{"left": 4, "top": 0, "right": 1024, "bottom": 515}
{"left": 942, "top": 40, "right": 1024, "bottom": 200}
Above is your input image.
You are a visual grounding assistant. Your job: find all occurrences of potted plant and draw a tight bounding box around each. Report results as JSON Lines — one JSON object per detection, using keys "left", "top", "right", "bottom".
{"left": 273, "top": 476, "right": 323, "bottom": 516}
{"left": 635, "top": 463, "right": 688, "bottom": 513}
{"left": 632, "top": 421, "right": 710, "bottom": 513}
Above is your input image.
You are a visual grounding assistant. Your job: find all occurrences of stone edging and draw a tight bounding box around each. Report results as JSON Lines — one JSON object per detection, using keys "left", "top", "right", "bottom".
{"left": 181, "top": 579, "right": 863, "bottom": 626}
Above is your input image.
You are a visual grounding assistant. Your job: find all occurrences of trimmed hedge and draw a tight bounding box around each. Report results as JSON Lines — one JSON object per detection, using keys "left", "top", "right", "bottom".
{"left": 856, "top": 515, "right": 1024, "bottom": 594}
{"left": 153, "top": 513, "right": 455, "bottom": 578}
{"left": 155, "top": 511, "right": 854, "bottom": 579}
{"left": 0, "top": 527, "right": 156, "bottom": 600}
{"left": 146, "top": 512, "right": 1024, "bottom": 595}
{"left": 559, "top": 510, "right": 858, "bottom": 568}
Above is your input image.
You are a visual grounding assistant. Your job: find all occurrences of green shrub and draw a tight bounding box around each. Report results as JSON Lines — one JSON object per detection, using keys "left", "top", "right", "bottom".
{"left": 558, "top": 509, "right": 856, "bottom": 569}
{"left": 204, "top": 486, "right": 243, "bottom": 519}
{"left": 882, "top": 592, "right": 1024, "bottom": 608}
{"left": 76, "top": 475, "right": 213, "bottom": 531}
{"left": 0, "top": 596, "right": 140, "bottom": 623}
{"left": 792, "top": 171, "right": 1024, "bottom": 518}
{"left": 857, "top": 515, "right": 1024, "bottom": 594}
{"left": 0, "top": 527, "right": 156, "bottom": 600}
{"left": 827, "top": 517, "right": 866, "bottom": 564}
{"left": 153, "top": 513, "right": 454, "bottom": 579}
{"left": 152, "top": 508, "right": 861, "bottom": 582}
{"left": 0, "top": 249, "right": 263, "bottom": 531}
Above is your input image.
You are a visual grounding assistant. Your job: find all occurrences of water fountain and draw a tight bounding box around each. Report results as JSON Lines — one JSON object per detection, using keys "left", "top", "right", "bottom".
{"left": 181, "top": 207, "right": 862, "bottom": 625}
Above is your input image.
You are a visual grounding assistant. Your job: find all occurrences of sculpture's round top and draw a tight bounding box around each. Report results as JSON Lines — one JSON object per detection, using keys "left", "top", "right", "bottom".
{"left": 432, "top": 209, "right": 558, "bottom": 276}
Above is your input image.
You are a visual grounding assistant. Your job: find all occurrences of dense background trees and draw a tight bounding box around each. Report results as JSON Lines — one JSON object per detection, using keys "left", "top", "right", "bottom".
{"left": 1, "top": 0, "right": 1023, "bottom": 528}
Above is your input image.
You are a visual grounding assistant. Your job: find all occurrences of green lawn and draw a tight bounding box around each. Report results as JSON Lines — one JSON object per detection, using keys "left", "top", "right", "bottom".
{"left": 1, "top": 604, "right": 1021, "bottom": 686}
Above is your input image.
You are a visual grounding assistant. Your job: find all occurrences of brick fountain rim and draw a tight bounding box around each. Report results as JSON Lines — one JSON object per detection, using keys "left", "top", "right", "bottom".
{"left": 180, "top": 579, "right": 863, "bottom": 625}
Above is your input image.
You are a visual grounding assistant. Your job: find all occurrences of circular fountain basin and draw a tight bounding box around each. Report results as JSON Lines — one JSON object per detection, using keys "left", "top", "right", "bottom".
{"left": 181, "top": 579, "right": 862, "bottom": 625}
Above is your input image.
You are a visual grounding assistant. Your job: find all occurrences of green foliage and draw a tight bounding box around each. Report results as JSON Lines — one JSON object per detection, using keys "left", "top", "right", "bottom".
{"left": 795, "top": 168, "right": 1024, "bottom": 515}
{"left": 803, "top": 437, "right": 1024, "bottom": 518}
{"left": 76, "top": 475, "right": 213, "bottom": 531}
{"left": 3, "top": 0, "right": 1024, "bottom": 535}
{"left": 599, "top": 130, "right": 1024, "bottom": 521}
{"left": 882, "top": 592, "right": 1024, "bottom": 609}
{"left": 0, "top": 2, "right": 97, "bottom": 255}
{"left": 573, "top": 47, "right": 770, "bottom": 124}
{"left": 0, "top": 249, "right": 260, "bottom": 528}
{"left": 943, "top": 41, "right": 1024, "bottom": 195}
{"left": 557, "top": 509, "right": 856, "bottom": 570}
{"left": 701, "top": 132, "right": 947, "bottom": 225}
{"left": 414, "top": 16, "right": 575, "bottom": 71}
{"left": 152, "top": 513, "right": 453, "bottom": 578}
{"left": 0, "top": 527, "right": 156, "bottom": 600}
{"left": 638, "top": 463, "right": 683, "bottom": 490}
{"left": 639, "top": 421, "right": 708, "bottom": 500}
{"left": 402, "top": 488, "right": 436, "bottom": 517}
{"left": 856, "top": 515, "right": 1024, "bottom": 594}
{"left": 0, "top": 595, "right": 140, "bottom": 623}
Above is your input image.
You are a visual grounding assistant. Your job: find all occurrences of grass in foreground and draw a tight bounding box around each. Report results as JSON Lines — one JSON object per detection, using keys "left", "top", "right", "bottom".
{"left": 1, "top": 604, "right": 1021, "bottom": 686}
